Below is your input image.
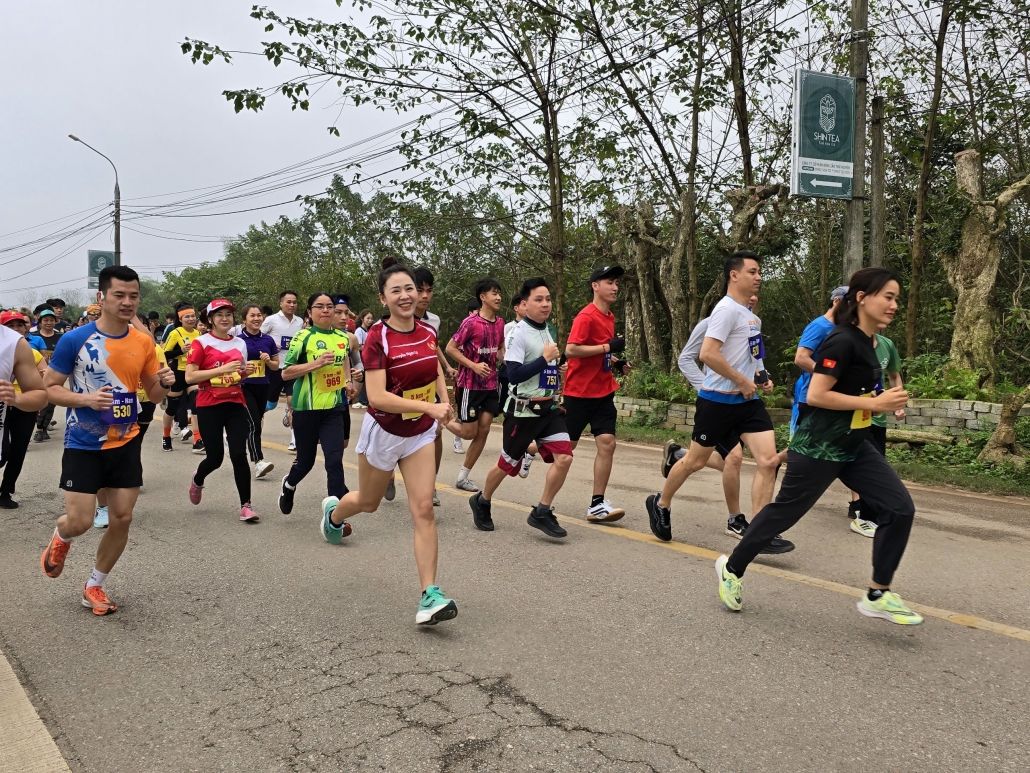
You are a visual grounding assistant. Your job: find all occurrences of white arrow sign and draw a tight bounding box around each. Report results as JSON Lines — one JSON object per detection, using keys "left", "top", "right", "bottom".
{"left": 810, "top": 179, "right": 843, "bottom": 188}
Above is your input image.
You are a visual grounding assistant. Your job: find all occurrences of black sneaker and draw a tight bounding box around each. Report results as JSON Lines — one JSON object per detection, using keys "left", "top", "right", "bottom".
{"left": 191, "top": 439, "right": 206, "bottom": 455}
{"left": 726, "top": 513, "right": 749, "bottom": 538}
{"left": 726, "top": 514, "right": 795, "bottom": 554}
{"left": 33, "top": 430, "right": 49, "bottom": 443}
{"left": 470, "top": 493, "right": 494, "bottom": 531}
{"left": 527, "top": 505, "right": 566, "bottom": 538}
{"left": 661, "top": 439, "right": 681, "bottom": 479}
{"left": 0, "top": 493, "right": 18, "bottom": 509}
{"left": 278, "top": 475, "right": 295, "bottom": 515}
{"left": 162, "top": 437, "right": 174, "bottom": 452}
{"left": 645, "top": 493, "right": 672, "bottom": 541}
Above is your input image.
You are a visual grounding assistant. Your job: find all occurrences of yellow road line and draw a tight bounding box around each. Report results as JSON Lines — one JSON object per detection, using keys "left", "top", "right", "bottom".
{"left": 263, "top": 440, "right": 1030, "bottom": 643}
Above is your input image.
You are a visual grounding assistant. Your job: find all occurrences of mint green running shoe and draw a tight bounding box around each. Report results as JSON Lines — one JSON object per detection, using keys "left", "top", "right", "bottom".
{"left": 320, "top": 497, "right": 343, "bottom": 545}
{"left": 416, "top": 585, "right": 458, "bottom": 625}
{"left": 857, "top": 591, "right": 924, "bottom": 625}
{"left": 716, "top": 555, "right": 743, "bottom": 612}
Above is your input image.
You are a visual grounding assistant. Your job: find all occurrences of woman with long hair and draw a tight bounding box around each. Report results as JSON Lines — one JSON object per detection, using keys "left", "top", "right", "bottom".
{"left": 716, "top": 267, "right": 921, "bottom": 625}
{"left": 237, "top": 304, "right": 279, "bottom": 479}
{"left": 321, "top": 258, "right": 458, "bottom": 626}
{"left": 185, "top": 300, "right": 258, "bottom": 522}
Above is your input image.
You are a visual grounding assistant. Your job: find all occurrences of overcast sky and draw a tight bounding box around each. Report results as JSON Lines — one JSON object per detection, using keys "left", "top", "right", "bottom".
{"left": 0, "top": 1, "right": 398, "bottom": 308}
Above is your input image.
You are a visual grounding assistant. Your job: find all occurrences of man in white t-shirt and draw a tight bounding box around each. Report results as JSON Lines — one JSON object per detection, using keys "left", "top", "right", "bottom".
{"left": 260, "top": 290, "right": 303, "bottom": 448}
{"left": 644, "top": 251, "right": 782, "bottom": 545}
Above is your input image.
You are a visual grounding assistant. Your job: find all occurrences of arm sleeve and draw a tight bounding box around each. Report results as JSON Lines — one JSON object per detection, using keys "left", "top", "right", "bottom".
{"left": 505, "top": 357, "right": 548, "bottom": 384}
{"left": 677, "top": 321, "right": 708, "bottom": 390}
{"left": 812, "top": 333, "right": 853, "bottom": 381}
{"left": 284, "top": 330, "right": 307, "bottom": 368}
{"left": 47, "top": 332, "right": 77, "bottom": 375}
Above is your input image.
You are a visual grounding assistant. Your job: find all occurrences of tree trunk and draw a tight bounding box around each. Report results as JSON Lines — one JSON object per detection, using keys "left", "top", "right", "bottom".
{"left": 625, "top": 203, "right": 668, "bottom": 372}
{"left": 543, "top": 101, "right": 567, "bottom": 344}
{"left": 818, "top": 199, "right": 830, "bottom": 304}
{"left": 726, "top": 0, "right": 753, "bottom": 188}
{"left": 869, "top": 96, "right": 886, "bottom": 267}
{"left": 977, "top": 385, "right": 1029, "bottom": 468}
{"left": 622, "top": 260, "right": 646, "bottom": 365}
{"left": 662, "top": 192, "right": 691, "bottom": 363}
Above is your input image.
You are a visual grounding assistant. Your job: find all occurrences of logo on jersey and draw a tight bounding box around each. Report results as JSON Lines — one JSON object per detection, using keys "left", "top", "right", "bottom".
{"left": 316, "top": 341, "right": 327, "bottom": 349}
{"left": 428, "top": 340, "right": 437, "bottom": 351}
{"left": 821, "top": 358, "right": 837, "bottom": 369}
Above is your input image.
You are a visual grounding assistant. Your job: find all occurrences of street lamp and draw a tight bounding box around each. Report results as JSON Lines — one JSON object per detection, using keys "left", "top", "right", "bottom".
{"left": 69, "top": 134, "right": 120, "bottom": 266}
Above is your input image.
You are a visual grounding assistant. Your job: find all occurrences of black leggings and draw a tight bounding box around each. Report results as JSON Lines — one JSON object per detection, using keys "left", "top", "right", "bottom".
{"left": 194, "top": 403, "right": 253, "bottom": 506}
{"left": 242, "top": 382, "right": 269, "bottom": 462}
{"left": 36, "top": 403, "right": 56, "bottom": 430}
{"left": 728, "top": 442, "right": 915, "bottom": 586}
{"left": 285, "top": 407, "right": 347, "bottom": 498}
{"left": 1, "top": 407, "right": 38, "bottom": 496}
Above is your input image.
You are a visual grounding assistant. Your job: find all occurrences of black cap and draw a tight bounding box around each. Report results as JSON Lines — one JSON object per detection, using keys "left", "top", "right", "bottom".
{"left": 589, "top": 265, "right": 625, "bottom": 283}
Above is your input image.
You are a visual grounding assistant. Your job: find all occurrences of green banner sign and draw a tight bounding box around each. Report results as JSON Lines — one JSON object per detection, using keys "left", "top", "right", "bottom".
{"left": 87, "top": 250, "right": 114, "bottom": 290}
{"left": 791, "top": 69, "right": 856, "bottom": 200}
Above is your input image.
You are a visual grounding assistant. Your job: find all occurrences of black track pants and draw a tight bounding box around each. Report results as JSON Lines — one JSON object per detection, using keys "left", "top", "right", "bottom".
{"left": 194, "top": 403, "right": 253, "bottom": 507}
{"left": 285, "top": 408, "right": 347, "bottom": 499}
{"left": 242, "top": 383, "right": 270, "bottom": 463}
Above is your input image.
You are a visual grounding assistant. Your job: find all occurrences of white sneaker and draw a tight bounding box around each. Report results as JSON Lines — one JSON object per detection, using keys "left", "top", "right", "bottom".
{"left": 172, "top": 422, "right": 180, "bottom": 435}
{"left": 453, "top": 437, "right": 464, "bottom": 453}
{"left": 180, "top": 427, "right": 193, "bottom": 442}
{"left": 850, "top": 518, "right": 877, "bottom": 538}
{"left": 255, "top": 460, "right": 274, "bottom": 479}
{"left": 454, "top": 477, "right": 478, "bottom": 492}
{"left": 518, "top": 454, "right": 535, "bottom": 479}
{"left": 287, "top": 441, "right": 296, "bottom": 453}
{"left": 586, "top": 499, "right": 625, "bottom": 523}
{"left": 93, "top": 505, "right": 109, "bottom": 529}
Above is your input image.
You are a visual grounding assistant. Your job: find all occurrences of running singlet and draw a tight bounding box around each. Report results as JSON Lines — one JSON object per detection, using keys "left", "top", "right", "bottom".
{"left": 789, "top": 324, "right": 882, "bottom": 462}
{"left": 699, "top": 296, "right": 764, "bottom": 404}
{"left": 48, "top": 322, "right": 160, "bottom": 450}
{"left": 284, "top": 326, "right": 349, "bottom": 411}
{"left": 163, "top": 326, "right": 200, "bottom": 371}
{"left": 238, "top": 330, "right": 279, "bottom": 385}
{"left": 187, "top": 333, "right": 249, "bottom": 407}
{"left": 504, "top": 318, "right": 559, "bottom": 417}
{"left": 362, "top": 319, "right": 439, "bottom": 437}
{"left": 451, "top": 313, "right": 504, "bottom": 391}
{"left": 564, "top": 302, "right": 619, "bottom": 398}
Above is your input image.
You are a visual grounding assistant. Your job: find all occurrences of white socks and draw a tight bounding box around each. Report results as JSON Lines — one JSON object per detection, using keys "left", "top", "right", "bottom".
{"left": 54, "top": 528, "right": 71, "bottom": 544}
{"left": 458, "top": 466, "right": 471, "bottom": 481}
{"left": 86, "top": 568, "right": 108, "bottom": 589}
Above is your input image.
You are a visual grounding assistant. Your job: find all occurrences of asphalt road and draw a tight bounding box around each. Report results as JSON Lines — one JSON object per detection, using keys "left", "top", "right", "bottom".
{"left": 1, "top": 407, "right": 1029, "bottom": 772}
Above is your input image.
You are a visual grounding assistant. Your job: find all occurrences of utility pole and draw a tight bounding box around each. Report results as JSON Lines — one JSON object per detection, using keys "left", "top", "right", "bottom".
{"left": 869, "top": 96, "right": 885, "bottom": 267}
{"left": 843, "top": 0, "right": 868, "bottom": 280}
{"left": 68, "top": 134, "right": 121, "bottom": 265}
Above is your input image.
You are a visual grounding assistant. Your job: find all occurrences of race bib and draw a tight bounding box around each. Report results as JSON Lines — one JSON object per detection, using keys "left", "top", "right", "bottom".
{"left": 248, "top": 359, "right": 266, "bottom": 378}
{"left": 851, "top": 393, "right": 873, "bottom": 430}
{"left": 102, "top": 392, "right": 138, "bottom": 426}
{"left": 316, "top": 366, "right": 345, "bottom": 394}
{"left": 748, "top": 333, "right": 766, "bottom": 360}
{"left": 280, "top": 335, "right": 293, "bottom": 349}
{"left": 603, "top": 352, "right": 612, "bottom": 372}
{"left": 539, "top": 365, "right": 559, "bottom": 390}
{"left": 210, "top": 370, "right": 242, "bottom": 388}
{"left": 402, "top": 382, "right": 437, "bottom": 420}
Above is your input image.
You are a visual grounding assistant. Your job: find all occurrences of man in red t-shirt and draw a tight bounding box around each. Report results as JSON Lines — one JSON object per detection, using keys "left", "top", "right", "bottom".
{"left": 564, "top": 266, "right": 631, "bottom": 523}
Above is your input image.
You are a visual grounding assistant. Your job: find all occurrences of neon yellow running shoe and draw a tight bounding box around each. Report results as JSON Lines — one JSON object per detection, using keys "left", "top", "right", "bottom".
{"left": 715, "top": 555, "right": 743, "bottom": 612}
{"left": 857, "top": 591, "right": 924, "bottom": 625}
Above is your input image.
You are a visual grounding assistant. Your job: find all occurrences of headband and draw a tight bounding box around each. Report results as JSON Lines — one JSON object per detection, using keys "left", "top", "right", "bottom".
{"left": 177, "top": 308, "right": 196, "bottom": 320}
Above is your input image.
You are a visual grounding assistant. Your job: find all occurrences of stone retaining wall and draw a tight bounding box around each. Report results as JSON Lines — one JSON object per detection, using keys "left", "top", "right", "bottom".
{"left": 613, "top": 395, "right": 1030, "bottom": 435}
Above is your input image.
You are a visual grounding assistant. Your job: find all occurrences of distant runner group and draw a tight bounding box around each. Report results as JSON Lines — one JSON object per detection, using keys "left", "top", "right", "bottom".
{"left": 5, "top": 249, "right": 922, "bottom": 628}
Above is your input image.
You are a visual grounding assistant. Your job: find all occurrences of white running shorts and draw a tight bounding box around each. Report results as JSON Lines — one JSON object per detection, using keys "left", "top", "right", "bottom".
{"left": 355, "top": 412, "right": 438, "bottom": 472}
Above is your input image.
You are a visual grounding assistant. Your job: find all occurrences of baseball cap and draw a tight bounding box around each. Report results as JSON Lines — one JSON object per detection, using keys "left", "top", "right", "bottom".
{"left": 0, "top": 311, "right": 29, "bottom": 326}
{"left": 206, "top": 299, "right": 235, "bottom": 314}
{"left": 830, "top": 285, "right": 849, "bottom": 302}
{"left": 589, "top": 265, "right": 625, "bottom": 283}
{"left": 37, "top": 308, "right": 56, "bottom": 319}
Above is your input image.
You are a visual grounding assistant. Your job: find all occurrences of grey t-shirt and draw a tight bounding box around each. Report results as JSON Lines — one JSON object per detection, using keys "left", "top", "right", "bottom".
{"left": 698, "top": 296, "right": 764, "bottom": 403}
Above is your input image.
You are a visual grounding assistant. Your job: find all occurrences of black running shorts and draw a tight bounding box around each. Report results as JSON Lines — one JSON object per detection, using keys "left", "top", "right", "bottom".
{"left": 691, "top": 397, "right": 773, "bottom": 448}
{"left": 59, "top": 435, "right": 144, "bottom": 494}
{"left": 456, "top": 387, "right": 501, "bottom": 423}
{"left": 562, "top": 393, "right": 619, "bottom": 442}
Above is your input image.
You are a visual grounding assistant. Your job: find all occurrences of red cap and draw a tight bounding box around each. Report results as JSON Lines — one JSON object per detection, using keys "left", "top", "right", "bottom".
{"left": 205, "top": 299, "right": 235, "bottom": 314}
{"left": 0, "top": 311, "right": 29, "bottom": 326}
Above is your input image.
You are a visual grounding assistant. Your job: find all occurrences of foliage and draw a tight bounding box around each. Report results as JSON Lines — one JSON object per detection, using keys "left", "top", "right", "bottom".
{"left": 901, "top": 354, "right": 1028, "bottom": 401}
{"left": 620, "top": 363, "right": 695, "bottom": 403}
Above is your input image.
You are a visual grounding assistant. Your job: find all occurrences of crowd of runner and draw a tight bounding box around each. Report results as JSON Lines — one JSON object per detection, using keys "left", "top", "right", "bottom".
{"left": 3, "top": 251, "right": 923, "bottom": 628}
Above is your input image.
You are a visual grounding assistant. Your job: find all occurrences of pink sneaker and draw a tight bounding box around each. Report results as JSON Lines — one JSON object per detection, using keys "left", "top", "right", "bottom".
{"left": 239, "top": 503, "right": 259, "bottom": 523}
{"left": 188, "top": 474, "right": 203, "bottom": 505}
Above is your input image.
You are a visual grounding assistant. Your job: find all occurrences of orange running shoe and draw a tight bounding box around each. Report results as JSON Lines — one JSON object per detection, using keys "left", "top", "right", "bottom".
{"left": 41, "top": 529, "right": 71, "bottom": 578}
{"left": 81, "top": 585, "right": 118, "bottom": 615}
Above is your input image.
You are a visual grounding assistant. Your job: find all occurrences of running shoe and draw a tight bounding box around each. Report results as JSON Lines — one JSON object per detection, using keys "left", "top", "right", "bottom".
{"left": 41, "top": 529, "right": 71, "bottom": 578}
{"left": 49, "top": 420, "right": 58, "bottom": 429}
{"left": 319, "top": 496, "right": 352, "bottom": 544}
{"left": 416, "top": 585, "right": 458, "bottom": 625}
{"left": 82, "top": 584, "right": 117, "bottom": 616}
{"left": 93, "top": 505, "right": 109, "bottom": 530}
{"left": 661, "top": 439, "right": 681, "bottom": 479}
{"left": 850, "top": 518, "right": 877, "bottom": 538}
{"left": 188, "top": 474, "right": 203, "bottom": 505}
{"left": 470, "top": 493, "right": 494, "bottom": 531}
{"left": 172, "top": 422, "right": 180, "bottom": 435}
{"left": 586, "top": 500, "right": 625, "bottom": 523}
{"left": 725, "top": 513, "right": 749, "bottom": 538}
{"left": 254, "top": 460, "right": 275, "bottom": 479}
{"left": 384, "top": 476, "right": 396, "bottom": 501}
{"left": 857, "top": 591, "right": 924, "bottom": 625}
{"left": 527, "top": 504, "right": 567, "bottom": 538}
{"left": 287, "top": 441, "right": 296, "bottom": 453}
{"left": 192, "top": 439, "right": 206, "bottom": 455}
{"left": 162, "top": 436, "right": 173, "bottom": 452}
{"left": 518, "top": 454, "right": 535, "bottom": 479}
{"left": 282, "top": 410, "right": 291, "bottom": 428}
{"left": 715, "top": 554, "right": 743, "bottom": 612}
{"left": 433, "top": 491, "right": 441, "bottom": 507}
{"left": 454, "top": 477, "right": 478, "bottom": 492}
{"left": 453, "top": 436, "right": 464, "bottom": 453}
{"left": 0, "top": 493, "right": 19, "bottom": 509}
{"left": 645, "top": 493, "right": 672, "bottom": 541}
{"left": 33, "top": 430, "right": 49, "bottom": 442}
{"left": 180, "top": 427, "right": 193, "bottom": 442}
{"left": 265, "top": 400, "right": 278, "bottom": 412}
{"left": 240, "top": 503, "right": 259, "bottom": 523}
{"left": 725, "top": 514, "right": 795, "bottom": 554}
{"left": 278, "top": 476, "right": 295, "bottom": 515}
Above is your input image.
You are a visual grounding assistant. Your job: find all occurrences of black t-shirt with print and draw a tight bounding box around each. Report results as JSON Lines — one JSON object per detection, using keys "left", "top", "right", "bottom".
{"left": 789, "top": 324, "right": 882, "bottom": 462}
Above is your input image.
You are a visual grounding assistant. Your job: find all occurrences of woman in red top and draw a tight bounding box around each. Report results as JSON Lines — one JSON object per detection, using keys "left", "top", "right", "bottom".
{"left": 321, "top": 258, "right": 458, "bottom": 626}
{"left": 184, "top": 300, "right": 258, "bottom": 522}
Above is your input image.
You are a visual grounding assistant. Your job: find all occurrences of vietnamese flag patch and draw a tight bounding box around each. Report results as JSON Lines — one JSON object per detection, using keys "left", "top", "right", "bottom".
{"left": 821, "top": 358, "right": 837, "bottom": 368}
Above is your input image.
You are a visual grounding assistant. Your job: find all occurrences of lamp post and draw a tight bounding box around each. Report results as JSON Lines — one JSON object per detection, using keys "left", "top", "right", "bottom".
{"left": 69, "top": 134, "right": 120, "bottom": 266}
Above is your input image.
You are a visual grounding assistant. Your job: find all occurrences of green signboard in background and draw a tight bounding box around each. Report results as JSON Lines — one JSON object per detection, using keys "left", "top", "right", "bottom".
{"left": 791, "top": 69, "right": 856, "bottom": 200}
{"left": 87, "top": 250, "right": 115, "bottom": 289}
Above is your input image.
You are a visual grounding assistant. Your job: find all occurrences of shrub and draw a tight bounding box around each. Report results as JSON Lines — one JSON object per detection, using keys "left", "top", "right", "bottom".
{"left": 620, "top": 363, "right": 695, "bottom": 403}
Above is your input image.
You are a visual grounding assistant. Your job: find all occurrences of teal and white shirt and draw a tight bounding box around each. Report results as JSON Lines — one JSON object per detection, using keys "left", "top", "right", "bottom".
{"left": 504, "top": 318, "right": 560, "bottom": 416}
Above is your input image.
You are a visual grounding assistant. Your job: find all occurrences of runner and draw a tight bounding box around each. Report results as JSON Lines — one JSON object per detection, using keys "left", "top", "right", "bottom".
{"left": 351, "top": 309, "right": 373, "bottom": 409}
{"left": 40, "top": 265, "right": 175, "bottom": 615}
{"left": 331, "top": 294, "right": 360, "bottom": 449}
{"left": 161, "top": 303, "right": 203, "bottom": 453}
{"left": 30, "top": 306, "right": 61, "bottom": 441}
{"left": 715, "top": 268, "right": 922, "bottom": 625}
{"left": 468, "top": 277, "right": 573, "bottom": 538}
{"left": 276, "top": 293, "right": 351, "bottom": 516}
{"left": 445, "top": 278, "right": 505, "bottom": 493}
{"left": 664, "top": 295, "right": 794, "bottom": 553}
{"left": 46, "top": 299, "right": 69, "bottom": 333}
{"left": 499, "top": 293, "right": 537, "bottom": 477}
{"left": 563, "top": 266, "right": 633, "bottom": 522}
{"left": 646, "top": 251, "right": 782, "bottom": 544}
{"left": 321, "top": 259, "right": 457, "bottom": 625}
{"left": 185, "top": 300, "right": 259, "bottom": 523}
{"left": 261, "top": 290, "right": 303, "bottom": 452}
{"left": 0, "top": 311, "right": 49, "bottom": 509}
{"left": 237, "top": 304, "right": 279, "bottom": 479}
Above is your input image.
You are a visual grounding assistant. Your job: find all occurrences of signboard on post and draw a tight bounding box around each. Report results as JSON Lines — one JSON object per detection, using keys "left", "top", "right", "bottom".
{"left": 87, "top": 250, "right": 114, "bottom": 290}
{"left": 791, "top": 69, "right": 856, "bottom": 200}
